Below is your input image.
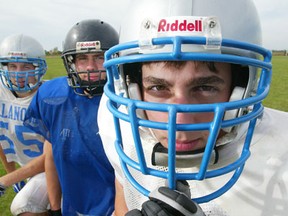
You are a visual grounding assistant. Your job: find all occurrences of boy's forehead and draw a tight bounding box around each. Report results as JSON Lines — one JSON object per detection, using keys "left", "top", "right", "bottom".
{"left": 8, "top": 62, "right": 33, "bottom": 66}
{"left": 141, "top": 61, "right": 232, "bottom": 79}
{"left": 76, "top": 52, "right": 104, "bottom": 57}
{"left": 142, "top": 61, "right": 224, "bottom": 70}
{"left": 142, "top": 61, "right": 187, "bottom": 68}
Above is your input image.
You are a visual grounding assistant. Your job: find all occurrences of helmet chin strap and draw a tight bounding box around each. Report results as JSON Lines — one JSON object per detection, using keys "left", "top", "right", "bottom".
{"left": 151, "top": 142, "right": 218, "bottom": 168}
{"left": 12, "top": 82, "right": 35, "bottom": 92}
{"left": 81, "top": 79, "right": 105, "bottom": 96}
{"left": 151, "top": 131, "right": 238, "bottom": 169}
{"left": 11, "top": 83, "right": 37, "bottom": 98}
{"left": 84, "top": 85, "right": 104, "bottom": 96}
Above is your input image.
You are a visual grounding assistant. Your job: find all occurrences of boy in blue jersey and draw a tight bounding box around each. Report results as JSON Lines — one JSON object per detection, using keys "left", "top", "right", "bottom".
{"left": 24, "top": 19, "right": 119, "bottom": 216}
{"left": 0, "top": 34, "right": 49, "bottom": 215}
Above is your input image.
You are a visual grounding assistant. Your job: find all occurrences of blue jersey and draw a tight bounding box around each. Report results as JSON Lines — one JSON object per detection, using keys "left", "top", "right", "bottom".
{"left": 24, "top": 77, "right": 115, "bottom": 216}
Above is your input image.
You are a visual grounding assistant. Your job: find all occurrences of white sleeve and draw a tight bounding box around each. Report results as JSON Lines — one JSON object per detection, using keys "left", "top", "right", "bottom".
{"left": 98, "top": 94, "right": 125, "bottom": 185}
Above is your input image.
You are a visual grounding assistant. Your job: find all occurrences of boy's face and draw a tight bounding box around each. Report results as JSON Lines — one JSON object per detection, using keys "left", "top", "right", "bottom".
{"left": 7, "top": 62, "right": 37, "bottom": 87}
{"left": 75, "top": 53, "right": 106, "bottom": 82}
{"left": 142, "top": 61, "right": 232, "bottom": 152}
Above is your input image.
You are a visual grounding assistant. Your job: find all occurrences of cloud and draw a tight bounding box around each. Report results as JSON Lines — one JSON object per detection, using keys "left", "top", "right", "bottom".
{"left": 253, "top": 0, "right": 288, "bottom": 50}
{"left": 0, "top": 0, "right": 287, "bottom": 50}
{"left": 0, "top": 0, "right": 130, "bottom": 50}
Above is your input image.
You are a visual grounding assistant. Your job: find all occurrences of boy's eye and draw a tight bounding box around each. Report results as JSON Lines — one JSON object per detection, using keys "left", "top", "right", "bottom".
{"left": 195, "top": 85, "right": 217, "bottom": 92}
{"left": 96, "top": 56, "right": 104, "bottom": 60}
{"left": 76, "top": 56, "right": 87, "bottom": 61}
{"left": 148, "top": 85, "right": 168, "bottom": 92}
{"left": 24, "top": 66, "right": 34, "bottom": 70}
{"left": 8, "top": 65, "right": 16, "bottom": 70}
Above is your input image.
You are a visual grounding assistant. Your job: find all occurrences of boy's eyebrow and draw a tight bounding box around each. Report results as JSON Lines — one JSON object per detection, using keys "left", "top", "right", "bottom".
{"left": 193, "top": 76, "right": 225, "bottom": 85}
{"left": 143, "top": 75, "right": 225, "bottom": 86}
{"left": 8, "top": 62, "right": 33, "bottom": 66}
{"left": 75, "top": 54, "right": 86, "bottom": 58}
{"left": 142, "top": 76, "right": 172, "bottom": 88}
{"left": 76, "top": 53, "right": 104, "bottom": 59}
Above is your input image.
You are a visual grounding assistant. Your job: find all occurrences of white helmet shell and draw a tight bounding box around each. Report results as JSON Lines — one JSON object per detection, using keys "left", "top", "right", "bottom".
{"left": 0, "top": 34, "right": 45, "bottom": 59}
{"left": 120, "top": 0, "right": 261, "bottom": 46}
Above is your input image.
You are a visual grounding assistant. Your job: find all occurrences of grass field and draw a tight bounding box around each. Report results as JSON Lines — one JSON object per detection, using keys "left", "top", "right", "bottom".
{"left": 0, "top": 55, "right": 287, "bottom": 215}
{"left": 262, "top": 56, "right": 288, "bottom": 111}
{"left": 45, "top": 55, "right": 66, "bottom": 79}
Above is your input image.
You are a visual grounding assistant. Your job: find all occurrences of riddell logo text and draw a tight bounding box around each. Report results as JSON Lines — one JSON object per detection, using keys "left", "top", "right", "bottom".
{"left": 8, "top": 52, "right": 26, "bottom": 57}
{"left": 158, "top": 19, "right": 202, "bottom": 32}
{"left": 79, "top": 42, "right": 97, "bottom": 47}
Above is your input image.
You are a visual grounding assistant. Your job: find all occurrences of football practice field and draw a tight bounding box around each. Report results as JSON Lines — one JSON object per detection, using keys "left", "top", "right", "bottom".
{"left": 0, "top": 55, "right": 287, "bottom": 215}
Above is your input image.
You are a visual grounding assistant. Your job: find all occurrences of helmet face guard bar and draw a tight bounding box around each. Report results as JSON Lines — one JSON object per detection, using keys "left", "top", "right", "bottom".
{"left": 62, "top": 50, "right": 107, "bottom": 97}
{"left": 67, "top": 68, "right": 107, "bottom": 93}
{"left": 104, "top": 36, "right": 272, "bottom": 203}
{"left": 0, "top": 57, "right": 47, "bottom": 92}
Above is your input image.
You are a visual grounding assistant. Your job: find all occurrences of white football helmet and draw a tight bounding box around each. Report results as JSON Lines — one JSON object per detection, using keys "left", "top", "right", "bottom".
{"left": 103, "top": 0, "right": 272, "bottom": 203}
{"left": 0, "top": 34, "right": 47, "bottom": 92}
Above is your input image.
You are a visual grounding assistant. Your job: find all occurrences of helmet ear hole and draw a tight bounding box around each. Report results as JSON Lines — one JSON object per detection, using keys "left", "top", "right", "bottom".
{"left": 127, "top": 83, "right": 147, "bottom": 119}
{"left": 223, "top": 86, "right": 246, "bottom": 133}
{"left": 128, "top": 83, "right": 142, "bottom": 100}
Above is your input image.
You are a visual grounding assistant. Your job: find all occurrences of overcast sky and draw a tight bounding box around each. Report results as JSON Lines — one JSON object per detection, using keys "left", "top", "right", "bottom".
{"left": 0, "top": 0, "right": 287, "bottom": 51}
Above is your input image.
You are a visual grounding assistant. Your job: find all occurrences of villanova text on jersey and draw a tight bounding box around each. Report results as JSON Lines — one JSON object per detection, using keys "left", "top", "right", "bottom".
{"left": 0, "top": 100, "right": 44, "bottom": 165}
{"left": 0, "top": 102, "right": 27, "bottom": 121}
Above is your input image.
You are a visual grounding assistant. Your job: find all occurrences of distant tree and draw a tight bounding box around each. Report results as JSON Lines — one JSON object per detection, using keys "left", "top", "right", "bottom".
{"left": 46, "top": 47, "right": 61, "bottom": 56}
{"left": 272, "top": 50, "right": 287, "bottom": 56}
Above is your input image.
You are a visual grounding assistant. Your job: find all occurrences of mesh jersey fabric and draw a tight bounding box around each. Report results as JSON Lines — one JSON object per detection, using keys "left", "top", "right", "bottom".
{"left": 24, "top": 77, "right": 115, "bottom": 216}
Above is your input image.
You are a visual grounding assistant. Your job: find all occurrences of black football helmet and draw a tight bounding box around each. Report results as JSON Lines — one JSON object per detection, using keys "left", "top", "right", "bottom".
{"left": 62, "top": 19, "right": 119, "bottom": 97}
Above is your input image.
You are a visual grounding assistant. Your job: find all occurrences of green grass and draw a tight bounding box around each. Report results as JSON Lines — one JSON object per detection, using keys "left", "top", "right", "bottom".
{"left": 263, "top": 56, "right": 288, "bottom": 111}
{"left": 44, "top": 56, "right": 66, "bottom": 79}
{"left": 0, "top": 167, "right": 14, "bottom": 216}
{"left": 0, "top": 55, "right": 287, "bottom": 214}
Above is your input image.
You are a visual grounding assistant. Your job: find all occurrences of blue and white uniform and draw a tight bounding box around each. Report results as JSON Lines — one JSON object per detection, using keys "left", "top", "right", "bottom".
{"left": 99, "top": 93, "right": 288, "bottom": 216}
{"left": 0, "top": 83, "right": 44, "bottom": 165}
{"left": 24, "top": 77, "right": 115, "bottom": 216}
{"left": 0, "top": 82, "right": 48, "bottom": 215}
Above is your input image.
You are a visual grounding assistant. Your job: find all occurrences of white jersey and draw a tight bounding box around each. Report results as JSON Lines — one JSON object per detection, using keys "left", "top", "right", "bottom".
{"left": 0, "top": 83, "right": 45, "bottom": 166}
{"left": 99, "top": 94, "right": 288, "bottom": 216}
